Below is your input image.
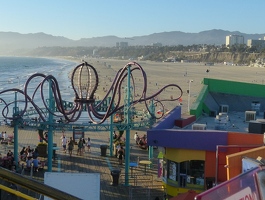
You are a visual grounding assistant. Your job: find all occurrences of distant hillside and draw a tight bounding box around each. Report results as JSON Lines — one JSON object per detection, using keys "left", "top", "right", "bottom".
{"left": 1, "top": 29, "right": 265, "bottom": 55}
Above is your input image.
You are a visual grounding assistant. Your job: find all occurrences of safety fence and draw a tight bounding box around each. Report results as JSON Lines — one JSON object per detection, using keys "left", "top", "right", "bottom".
{"left": 129, "top": 185, "right": 167, "bottom": 200}
{"left": 118, "top": 172, "right": 167, "bottom": 200}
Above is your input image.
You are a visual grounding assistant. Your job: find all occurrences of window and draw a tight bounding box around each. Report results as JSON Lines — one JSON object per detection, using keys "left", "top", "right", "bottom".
{"left": 163, "top": 159, "right": 205, "bottom": 189}
{"left": 169, "top": 161, "right": 177, "bottom": 181}
{"left": 186, "top": 160, "right": 205, "bottom": 186}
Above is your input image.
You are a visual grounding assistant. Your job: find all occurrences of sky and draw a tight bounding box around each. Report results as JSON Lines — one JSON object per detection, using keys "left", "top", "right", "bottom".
{"left": 1, "top": 0, "right": 265, "bottom": 40}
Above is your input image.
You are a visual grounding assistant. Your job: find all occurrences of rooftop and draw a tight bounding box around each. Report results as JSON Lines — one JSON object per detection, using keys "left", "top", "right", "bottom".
{"left": 183, "top": 111, "right": 261, "bottom": 133}
{"left": 185, "top": 78, "right": 265, "bottom": 134}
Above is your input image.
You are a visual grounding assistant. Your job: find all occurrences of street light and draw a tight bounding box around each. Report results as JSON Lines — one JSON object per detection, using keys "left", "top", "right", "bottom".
{"left": 187, "top": 80, "right": 193, "bottom": 112}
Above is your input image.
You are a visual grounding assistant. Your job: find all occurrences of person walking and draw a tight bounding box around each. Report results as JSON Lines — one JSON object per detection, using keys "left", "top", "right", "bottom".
{"left": 68, "top": 137, "right": 74, "bottom": 157}
{"left": 3, "top": 131, "right": 7, "bottom": 142}
{"left": 62, "top": 136, "right": 67, "bottom": 153}
{"left": 86, "top": 137, "right": 91, "bottom": 152}
{"left": 77, "top": 138, "right": 83, "bottom": 156}
{"left": 118, "top": 146, "right": 124, "bottom": 165}
{"left": 134, "top": 132, "right": 139, "bottom": 144}
{"left": 82, "top": 138, "right": 86, "bottom": 154}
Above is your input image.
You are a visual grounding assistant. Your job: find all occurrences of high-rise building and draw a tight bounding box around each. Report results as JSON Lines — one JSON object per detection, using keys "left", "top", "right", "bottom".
{"left": 247, "top": 37, "right": 265, "bottom": 49}
{"left": 226, "top": 35, "right": 244, "bottom": 46}
{"left": 116, "top": 42, "right": 128, "bottom": 48}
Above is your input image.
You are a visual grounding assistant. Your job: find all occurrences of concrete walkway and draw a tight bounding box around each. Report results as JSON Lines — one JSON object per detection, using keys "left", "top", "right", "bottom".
{"left": 0, "top": 125, "right": 166, "bottom": 200}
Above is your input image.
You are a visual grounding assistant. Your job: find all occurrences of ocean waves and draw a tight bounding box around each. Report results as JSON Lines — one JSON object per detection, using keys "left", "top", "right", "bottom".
{"left": 0, "top": 56, "right": 77, "bottom": 121}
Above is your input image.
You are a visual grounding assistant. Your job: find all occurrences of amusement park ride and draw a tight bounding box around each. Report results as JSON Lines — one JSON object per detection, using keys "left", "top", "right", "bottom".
{"left": 0, "top": 61, "right": 183, "bottom": 186}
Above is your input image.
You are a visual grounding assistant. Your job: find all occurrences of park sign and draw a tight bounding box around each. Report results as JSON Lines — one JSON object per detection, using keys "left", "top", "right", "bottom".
{"left": 57, "top": 99, "right": 110, "bottom": 112}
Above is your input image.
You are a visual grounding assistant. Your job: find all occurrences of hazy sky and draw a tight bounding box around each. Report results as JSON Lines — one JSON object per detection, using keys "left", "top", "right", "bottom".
{"left": 1, "top": 0, "right": 265, "bottom": 40}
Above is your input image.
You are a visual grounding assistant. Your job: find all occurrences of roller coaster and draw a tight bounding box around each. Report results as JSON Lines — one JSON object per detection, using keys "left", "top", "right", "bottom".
{"left": 0, "top": 61, "right": 183, "bottom": 193}
{"left": 1, "top": 61, "right": 182, "bottom": 133}
{"left": 15, "top": 98, "right": 156, "bottom": 132}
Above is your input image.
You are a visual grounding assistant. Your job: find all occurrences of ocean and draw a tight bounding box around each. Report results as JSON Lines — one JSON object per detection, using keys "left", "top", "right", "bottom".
{"left": 0, "top": 56, "right": 78, "bottom": 121}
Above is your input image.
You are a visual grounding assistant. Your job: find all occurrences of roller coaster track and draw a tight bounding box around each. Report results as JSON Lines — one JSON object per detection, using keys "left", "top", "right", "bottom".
{"left": 21, "top": 116, "right": 154, "bottom": 132}
{"left": 20, "top": 98, "right": 155, "bottom": 131}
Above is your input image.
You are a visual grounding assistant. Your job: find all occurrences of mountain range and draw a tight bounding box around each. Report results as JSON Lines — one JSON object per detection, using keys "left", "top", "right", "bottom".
{"left": 1, "top": 29, "right": 265, "bottom": 55}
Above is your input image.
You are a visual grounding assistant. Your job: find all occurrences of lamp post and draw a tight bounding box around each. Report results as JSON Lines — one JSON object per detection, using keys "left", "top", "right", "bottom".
{"left": 187, "top": 80, "right": 193, "bottom": 112}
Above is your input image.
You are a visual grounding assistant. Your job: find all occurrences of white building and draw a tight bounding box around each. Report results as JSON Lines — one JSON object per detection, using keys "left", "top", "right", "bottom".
{"left": 226, "top": 35, "right": 244, "bottom": 46}
{"left": 247, "top": 37, "right": 265, "bottom": 49}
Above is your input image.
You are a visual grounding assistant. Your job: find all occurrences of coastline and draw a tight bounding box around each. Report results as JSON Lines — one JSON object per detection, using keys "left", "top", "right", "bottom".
{"left": 54, "top": 56, "right": 265, "bottom": 114}
{"left": 10, "top": 55, "right": 265, "bottom": 115}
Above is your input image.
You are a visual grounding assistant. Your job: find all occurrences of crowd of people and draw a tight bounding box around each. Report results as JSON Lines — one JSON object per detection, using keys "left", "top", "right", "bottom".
{"left": 0, "top": 131, "right": 94, "bottom": 172}
{"left": 20, "top": 145, "right": 41, "bottom": 172}
{"left": 134, "top": 132, "right": 148, "bottom": 149}
{"left": 0, "top": 130, "right": 94, "bottom": 173}
{"left": 0, "top": 150, "right": 16, "bottom": 171}
{"left": 60, "top": 132, "right": 92, "bottom": 157}
{"left": 0, "top": 145, "right": 41, "bottom": 172}
{"left": 111, "top": 131, "right": 127, "bottom": 165}
{"left": 0, "top": 129, "right": 141, "bottom": 168}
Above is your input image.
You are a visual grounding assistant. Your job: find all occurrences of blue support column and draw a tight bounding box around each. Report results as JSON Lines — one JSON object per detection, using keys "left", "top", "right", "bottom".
{"left": 148, "top": 99, "right": 155, "bottom": 161}
{"left": 109, "top": 97, "right": 113, "bottom": 157}
{"left": 109, "top": 116, "right": 113, "bottom": 157}
{"left": 47, "top": 80, "right": 54, "bottom": 172}
{"left": 13, "top": 92, "right": 18, "bottom": 166}
{"left": 148, "top": 146, "right": 153, "bottom": 161}
{"left": 124, "top": 65, "right": 131, "bottom": 186}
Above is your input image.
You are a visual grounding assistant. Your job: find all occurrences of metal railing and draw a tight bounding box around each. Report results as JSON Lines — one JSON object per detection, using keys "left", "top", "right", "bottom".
{"left": 117, "top": 171, "right": 166, "bottom": 200}
{"left": 129, "top": 185, "right": 167, "bottom": 200}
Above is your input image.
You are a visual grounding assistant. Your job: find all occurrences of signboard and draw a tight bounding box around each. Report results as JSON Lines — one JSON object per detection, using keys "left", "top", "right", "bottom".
{"left": 73, "top": 127, "right": 84, "bottom": 142}
{"left": 224, "top": 187, "right": 256, "bottom": 200}
{"left": 44, "top": 172, "right": 100, "bottom": 200}
{"left": 58, "top": 99, "right": 109, "bottom": 112}
{"left": 195, "top": 167, "right": 263, "bottom": 200}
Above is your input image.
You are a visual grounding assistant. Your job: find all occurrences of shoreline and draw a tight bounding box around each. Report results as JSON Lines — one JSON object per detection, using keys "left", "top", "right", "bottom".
{"left": 55, "top": 56, "right": 265, "bottom": 114}
{"left": 3, "top": 55, "right": 264, "bottom": 115}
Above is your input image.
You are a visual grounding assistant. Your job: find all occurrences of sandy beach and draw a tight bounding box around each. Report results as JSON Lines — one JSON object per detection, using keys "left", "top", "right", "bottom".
{"left": 64, "top": 57, "right": 265, "bottom": 114}
{"left": 0, "top": 57, "right": 263, "bottom": 199}
{"left": 0, "top": 57, "right": 262, "bottom": 154}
